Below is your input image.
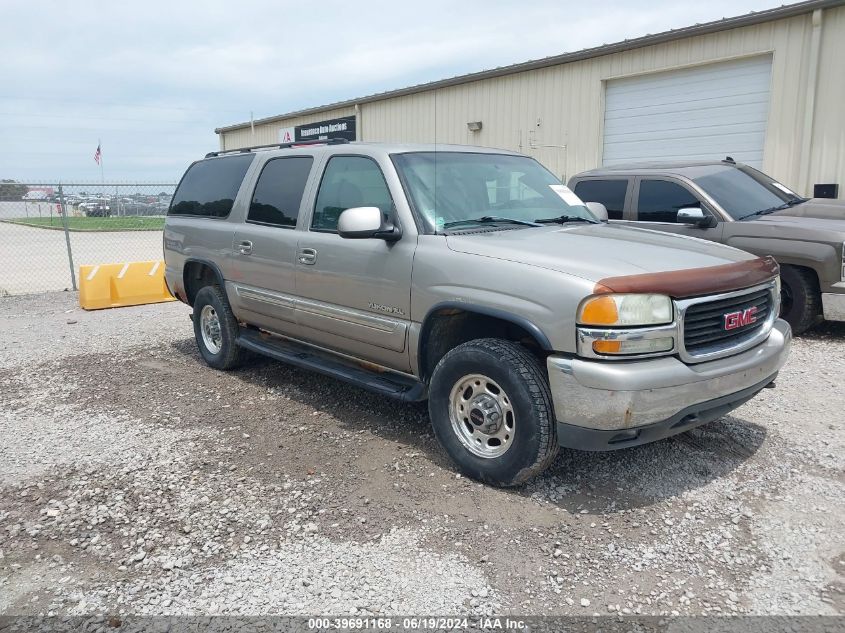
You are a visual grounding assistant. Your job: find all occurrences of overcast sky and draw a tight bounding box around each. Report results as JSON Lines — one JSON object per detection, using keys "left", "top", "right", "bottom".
{"left": 1, "top": 0, "right": 784, "bottom": 183}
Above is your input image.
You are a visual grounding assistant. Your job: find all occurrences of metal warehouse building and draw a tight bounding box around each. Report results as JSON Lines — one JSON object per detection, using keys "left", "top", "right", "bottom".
{"left": 216, "top": 0, "right": 845, "bottom": 198}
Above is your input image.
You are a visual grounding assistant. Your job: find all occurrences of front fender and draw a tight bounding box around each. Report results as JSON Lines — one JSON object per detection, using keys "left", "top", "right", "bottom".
{"left": 724, "top": 237, "right": 839, "bottom": 285}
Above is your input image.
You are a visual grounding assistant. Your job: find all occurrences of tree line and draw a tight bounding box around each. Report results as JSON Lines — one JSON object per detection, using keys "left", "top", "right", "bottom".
{"left": 0, "top": 180, "right": 28, "bottom": 201}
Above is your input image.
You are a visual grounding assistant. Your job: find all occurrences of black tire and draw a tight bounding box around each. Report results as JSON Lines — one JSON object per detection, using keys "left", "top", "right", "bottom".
{"left": 192, "top": 285, "right": 245, "bottom": 370}
{"left": 428, "top": 338, "right": 558, "bottom": 487}
{"left": 779, "top": 265, "right": 822, "bottom": 335}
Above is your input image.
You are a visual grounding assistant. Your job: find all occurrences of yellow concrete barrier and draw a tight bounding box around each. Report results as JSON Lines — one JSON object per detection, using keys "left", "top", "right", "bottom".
{"left": 79, "top": 260, "right": 176, "bottom": 310}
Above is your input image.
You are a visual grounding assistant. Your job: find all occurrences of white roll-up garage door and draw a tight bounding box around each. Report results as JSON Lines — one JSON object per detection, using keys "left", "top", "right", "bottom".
{"left": 602, "top": 55, "right": 773, "bottom": 168}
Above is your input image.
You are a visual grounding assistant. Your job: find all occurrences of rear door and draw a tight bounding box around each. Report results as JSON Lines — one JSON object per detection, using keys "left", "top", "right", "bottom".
{"left": 294, "top": 154, "right": 415, "bottom": 372}
{"left": 228, "top": 155, "right": 315, "bottom": 335}
{"left": 631, "top": 177, "right": 723, "bottom": 241}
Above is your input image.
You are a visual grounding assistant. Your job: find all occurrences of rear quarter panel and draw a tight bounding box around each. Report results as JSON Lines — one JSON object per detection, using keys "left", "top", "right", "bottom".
{"left": 164, "top": 155, "right": 263, "bottom": 303}
{"left": 164, "top": 217, "right": 237, "bottom": 302}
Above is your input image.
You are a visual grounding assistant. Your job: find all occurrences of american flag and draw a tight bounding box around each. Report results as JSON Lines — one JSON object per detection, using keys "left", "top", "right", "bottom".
{"left": 94, "top": 143, "right": 101, "bottom": 165}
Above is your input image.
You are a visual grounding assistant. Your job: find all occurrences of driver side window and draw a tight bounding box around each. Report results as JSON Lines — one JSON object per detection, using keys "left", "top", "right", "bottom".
{"left": 312, "top": 156, "right": 393, "bottom": 232}
{"left": 637, "top": 180, "right": 702, "bottom": 223}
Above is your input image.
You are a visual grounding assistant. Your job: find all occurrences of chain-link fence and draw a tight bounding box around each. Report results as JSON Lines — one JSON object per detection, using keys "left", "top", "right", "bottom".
{"left": 0, "top": 183, "right": 177, "bottom": 295}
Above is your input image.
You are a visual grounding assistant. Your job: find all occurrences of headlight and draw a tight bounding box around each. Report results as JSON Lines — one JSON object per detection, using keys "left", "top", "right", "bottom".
{"left": 577, "top": 294, "right": 673, "bottom": 326}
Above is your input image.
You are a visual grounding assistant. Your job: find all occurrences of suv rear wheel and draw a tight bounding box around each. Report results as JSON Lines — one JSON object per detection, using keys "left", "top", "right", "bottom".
{"left": 192, "top": 285, "right": 246, "bottom": 370}
{"left": 428, "top": 338, "right": 558, "bottom": 486}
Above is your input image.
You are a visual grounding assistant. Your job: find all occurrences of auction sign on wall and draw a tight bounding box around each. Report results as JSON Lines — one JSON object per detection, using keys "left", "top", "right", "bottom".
{"left": 279, "top": 116, "right": 357, "bottom": 143}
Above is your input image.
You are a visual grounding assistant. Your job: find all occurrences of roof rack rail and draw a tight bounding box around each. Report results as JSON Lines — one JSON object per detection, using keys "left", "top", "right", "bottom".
{"left": 205, "top": 137, "right": 350, "bottom": 158}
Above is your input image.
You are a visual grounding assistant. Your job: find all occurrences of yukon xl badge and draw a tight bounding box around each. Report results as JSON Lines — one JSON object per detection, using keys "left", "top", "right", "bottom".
{"left": 369, "top": 302, "right": 406, "bottom": 316}
{"left": 724, "top": 306, "right": 758, "bottom": 331}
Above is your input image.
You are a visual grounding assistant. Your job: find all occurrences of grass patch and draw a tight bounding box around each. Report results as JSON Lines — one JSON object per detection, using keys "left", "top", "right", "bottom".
{"left": 3, "top": 216, "right": 165, "bottom": 231}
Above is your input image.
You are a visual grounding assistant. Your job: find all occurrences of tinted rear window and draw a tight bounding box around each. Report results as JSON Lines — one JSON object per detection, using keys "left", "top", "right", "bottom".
{"left": 248, "top": 156, "right": 313, "bottom": 228}
{"left": 572, "top": 179, "right": 628, "bottom": 220}
{"left": 169, "top": 154, "right": 254, "bottom": 217}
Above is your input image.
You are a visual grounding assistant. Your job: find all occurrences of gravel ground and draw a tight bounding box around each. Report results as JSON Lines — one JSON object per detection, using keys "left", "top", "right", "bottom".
{"left": 0, "top": 292, "right": 842, "bottom": 617}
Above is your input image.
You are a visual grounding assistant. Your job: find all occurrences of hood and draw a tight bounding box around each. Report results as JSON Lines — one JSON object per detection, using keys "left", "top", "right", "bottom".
{"left": 772, "top": 197, "right": 845, "bottom": 221}
{"left": 744, "top": 211, "right": 845, "bottom": 242}
{"left": 445, "top": 223, "right": 754, "bottom": 283}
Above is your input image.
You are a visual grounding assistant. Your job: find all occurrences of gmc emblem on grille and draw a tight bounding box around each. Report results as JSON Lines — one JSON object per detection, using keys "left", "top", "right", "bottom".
{"left": 724, "top": 306, "right": 758, "bottom": 330}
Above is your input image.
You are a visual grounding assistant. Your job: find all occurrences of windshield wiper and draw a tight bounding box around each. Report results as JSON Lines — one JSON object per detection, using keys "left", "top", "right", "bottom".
{"left": 443, "top": 216, "right": 541, "bottom": 229}
{"left": 535, "top": 215, "right": 599, "bottom": 225}
{"left": 738, "top": 197, "right": 807, "bottom": 220}
{"left": 785, "top": 197, "right": 809, "bottom": 206}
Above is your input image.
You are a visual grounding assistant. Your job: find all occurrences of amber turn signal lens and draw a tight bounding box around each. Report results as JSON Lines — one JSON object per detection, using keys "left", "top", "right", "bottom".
{"left": 592, "top": 340, "right": 622, "bottom": 354}
{"left": 592, "top": 336, "right": 674, "bottom": 355}
{"left": 579, "top": 295, "right": 619, "bottom": 325}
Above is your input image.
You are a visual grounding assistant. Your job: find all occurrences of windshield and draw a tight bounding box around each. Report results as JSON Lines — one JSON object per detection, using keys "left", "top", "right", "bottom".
{"left": 392, "top": 152, "right": 595, "bottom": 233}
{"left": 692, "top": 165, "right": 803, "bottom": 220}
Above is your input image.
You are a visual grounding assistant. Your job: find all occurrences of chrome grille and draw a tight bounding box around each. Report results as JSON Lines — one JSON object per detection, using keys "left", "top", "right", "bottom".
{"left": 680, "top": 282, "right": 777, "bottom": 361}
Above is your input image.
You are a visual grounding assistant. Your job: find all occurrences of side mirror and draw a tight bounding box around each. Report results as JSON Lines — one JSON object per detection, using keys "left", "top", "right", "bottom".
{"left": 677, "top": 207, "right": 717, "bottom": 228}
{"left": 585, "top": 201, "right": 609, "bottom": 222}
{"left": 337, "top": 206, "right": 400, "bottom": 241}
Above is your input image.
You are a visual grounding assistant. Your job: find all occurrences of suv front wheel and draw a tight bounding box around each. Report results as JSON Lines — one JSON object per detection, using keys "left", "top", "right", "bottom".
{"left": 428, "top": 338, "right": 558, "bottom": 486}
{"left": 192, "top": 285, "right": 246, "bottom": 370}
{"left": 779, "top": 265, "right": 822, "bottom": 335}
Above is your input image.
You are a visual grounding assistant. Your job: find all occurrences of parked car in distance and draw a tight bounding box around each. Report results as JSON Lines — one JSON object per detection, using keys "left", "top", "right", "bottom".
{"left": 164, "top": 141, "right": 791, "bottom": 486}
{"left": 79, "top": 199, "right": 111, "bottom": 217}
{"left": 569, "top": 160, "right": 845, "bottom": 334}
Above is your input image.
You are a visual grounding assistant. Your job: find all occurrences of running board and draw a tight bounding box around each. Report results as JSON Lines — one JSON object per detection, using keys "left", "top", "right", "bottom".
{"left": 236, "top": 329, "right": 427, "bottom": 402}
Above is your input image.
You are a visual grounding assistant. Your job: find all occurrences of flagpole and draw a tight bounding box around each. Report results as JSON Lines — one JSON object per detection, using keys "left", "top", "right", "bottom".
{"left": 98, "top": 138, "right": 104, "bottom": 184}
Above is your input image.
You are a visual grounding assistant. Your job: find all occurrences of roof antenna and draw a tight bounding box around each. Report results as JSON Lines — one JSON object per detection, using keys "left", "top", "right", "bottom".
{"left": 724, "top": 156, "right": 735, "bottom": 163}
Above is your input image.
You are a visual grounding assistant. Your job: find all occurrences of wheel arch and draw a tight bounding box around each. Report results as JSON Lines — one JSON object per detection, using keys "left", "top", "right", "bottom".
{"left": 417, "top": 302, "right": 553, "bottom": 381}
{"left": 182, "top": 258, "right": 226, "bottom": 306}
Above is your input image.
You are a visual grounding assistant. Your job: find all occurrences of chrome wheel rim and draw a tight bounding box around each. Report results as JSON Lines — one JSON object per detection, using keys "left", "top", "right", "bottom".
{"left": 200, "top": 304, "right": 222, "bottom": 354}
{"left": 448, "top": 373, "right": 515, "bottom": 459}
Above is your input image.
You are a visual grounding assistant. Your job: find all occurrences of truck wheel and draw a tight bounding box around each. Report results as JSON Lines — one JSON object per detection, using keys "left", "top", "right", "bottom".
{"left": 192, "top": 285, "right": 245, "bottom": 370}
{"left": 779, "top": 265, "right": 821, "bottom": 335}
{"left": 428, "top": 338, "right": 558, "bottom": 487}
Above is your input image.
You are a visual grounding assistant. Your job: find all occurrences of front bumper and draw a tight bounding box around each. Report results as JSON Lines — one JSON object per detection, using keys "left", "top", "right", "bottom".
{"left": 822, "top": 285, "right": 845, "bottom": 321}
{"left": 547, "top": 319, "right": 791, "bottom": 451}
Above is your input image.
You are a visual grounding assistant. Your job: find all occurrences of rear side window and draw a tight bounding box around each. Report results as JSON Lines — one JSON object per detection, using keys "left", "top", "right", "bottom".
{"left": 637, "top": 180, "right": 701, "bottom": 223}
{"left": 572, "top": 179, "right": 628, "bottom": 220}
{"left": 248, "top": 157, "right": 313, "bottom": 228}
{"left": 169, "top": 154, "right": 254, "bottom": 218}
{"left": 312, "top": 156, "right": 393, "bottom": 232}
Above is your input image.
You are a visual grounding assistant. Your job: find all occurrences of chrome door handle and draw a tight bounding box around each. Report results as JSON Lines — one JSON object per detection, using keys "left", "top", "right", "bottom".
{"left": 237, "top": 240, "right": 253, "bottom": 255}
{"left": 298, "top": 247, "right": 317, "bottom": 265}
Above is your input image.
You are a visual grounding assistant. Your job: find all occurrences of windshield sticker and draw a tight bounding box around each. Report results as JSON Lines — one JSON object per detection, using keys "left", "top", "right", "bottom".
{"left": 550, "top": 184, "right": 584, "bottom": 207}
{"left": 772, "top": 182, "right": 797, "bottom": 196}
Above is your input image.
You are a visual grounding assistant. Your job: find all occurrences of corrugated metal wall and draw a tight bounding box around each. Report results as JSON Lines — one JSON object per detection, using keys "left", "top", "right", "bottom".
{"left": 220, "top": 5, "right": 845, "bottom": 196}
{"left": 810, "top": 5, "right": 845, "bottom": 190}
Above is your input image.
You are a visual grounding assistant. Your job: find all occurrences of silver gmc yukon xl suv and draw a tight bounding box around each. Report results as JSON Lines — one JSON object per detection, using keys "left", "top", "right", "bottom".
{"left": 164, "top": 140, "right": 792, "bottom": 486}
